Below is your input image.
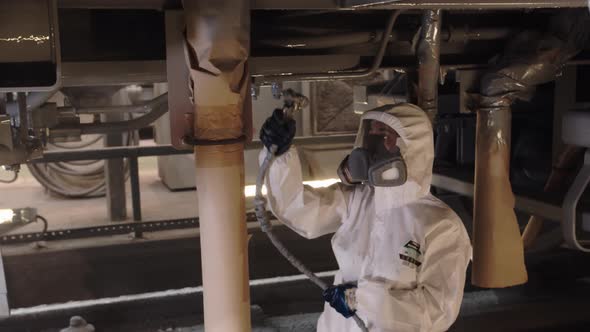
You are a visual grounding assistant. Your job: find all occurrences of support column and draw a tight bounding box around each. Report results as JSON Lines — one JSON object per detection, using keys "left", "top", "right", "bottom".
{"left": 0, "top": 94, "right": 6, "bottom": 116}
{"left": 183, "top": 0, "right": 251, "bottom": 331}
{"left": 103, "top": 112, "right": 127, "bottom": 221}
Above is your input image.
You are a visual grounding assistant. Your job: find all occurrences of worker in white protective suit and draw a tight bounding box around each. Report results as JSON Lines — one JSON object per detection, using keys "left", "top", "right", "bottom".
{"left": 259, "top": 103, "right": 472, "bottom": 332}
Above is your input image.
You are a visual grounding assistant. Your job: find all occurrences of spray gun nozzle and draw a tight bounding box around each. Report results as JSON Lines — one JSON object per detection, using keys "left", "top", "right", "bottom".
{"left": 281, "top": 88, "right": 309, "bottom": 119}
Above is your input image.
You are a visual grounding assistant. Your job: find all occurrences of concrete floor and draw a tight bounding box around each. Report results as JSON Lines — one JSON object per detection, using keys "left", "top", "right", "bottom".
{"left": 170, "top": 313, "right": 320, "bottom": 332}
{"left": 20, "top": 280, "right": 590, "bottom": 332}
{"left": 0, "top": 156, "right": 200, "bottom": 234}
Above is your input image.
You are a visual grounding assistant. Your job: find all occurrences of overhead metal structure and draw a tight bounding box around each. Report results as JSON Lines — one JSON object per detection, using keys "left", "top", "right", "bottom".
{"left": 56, "top": 0, "right": 588, "bottom": 9}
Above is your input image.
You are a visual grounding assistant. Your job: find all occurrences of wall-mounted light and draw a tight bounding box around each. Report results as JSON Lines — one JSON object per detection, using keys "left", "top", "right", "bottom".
{"left": 0, "top": 207, "right": 37, "bottom": 234}
{"left": 0, "top": 209, "right": 14, "bottom": 224}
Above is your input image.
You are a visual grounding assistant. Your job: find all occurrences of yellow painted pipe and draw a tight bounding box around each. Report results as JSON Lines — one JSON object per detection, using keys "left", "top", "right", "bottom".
{"left": 472, "top": 108, "right": 527, "bottom": 288}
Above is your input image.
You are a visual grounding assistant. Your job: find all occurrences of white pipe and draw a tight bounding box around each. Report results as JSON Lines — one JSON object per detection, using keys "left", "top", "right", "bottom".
{"left": 184, "top": 0, "right": 252, "bottom": 329}
{"left": 195, "top": 144, "right": 251, "bottom": 332}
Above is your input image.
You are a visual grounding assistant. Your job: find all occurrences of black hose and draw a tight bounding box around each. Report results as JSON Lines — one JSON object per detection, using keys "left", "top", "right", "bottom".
{"left": 0, "top": 170, "right": 18, "bottom": 184}
{"left": 36, "top": 215, "right": 48, "bottom": 237}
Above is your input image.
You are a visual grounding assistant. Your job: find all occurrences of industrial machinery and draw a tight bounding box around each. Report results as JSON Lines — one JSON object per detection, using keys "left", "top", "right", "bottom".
{"left": 1, "top": 1, "right": 590, "bottom": 331}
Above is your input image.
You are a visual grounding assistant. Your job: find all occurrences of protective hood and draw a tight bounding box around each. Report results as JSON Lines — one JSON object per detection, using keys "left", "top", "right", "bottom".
{"left": 355, "top": 103, "right": 434, "bottom": 211}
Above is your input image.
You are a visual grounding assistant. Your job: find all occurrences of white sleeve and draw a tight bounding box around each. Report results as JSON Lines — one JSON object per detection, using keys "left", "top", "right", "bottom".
{"left": 259, "top": 147, "right": 352, "bottom": 239}
{"left": 355, "top": 220, "right": 472, "bottom": 332}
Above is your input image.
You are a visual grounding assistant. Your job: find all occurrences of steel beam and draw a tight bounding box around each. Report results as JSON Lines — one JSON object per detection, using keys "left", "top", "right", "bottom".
{"left": 29, "top": 145, "right": 188, "bottom": 163}
{"left": 0, "top": 218, "right": 201, "bottom": 245}
{"left": 57, "top": 0, "right": 587, "bottom": 9}
{"left": 61, "top": 61, "right": 167, "bottom": 87}
{"left": 432, "top": 173, "right": 562, "bottom": 222}
{"left": 128, "top": 156, "right": 142, "bottom": 237}
{"left": 102, "top": 113, "right": 127, "bottom": 222}
{"left": 345, "top": 0, "right": 587, "bottom": 9}
{"left": 29, "top": 135, "right": 357, "bottom": 163}
{"left": 59, "top": 59, "right": 590, "bottom": 88}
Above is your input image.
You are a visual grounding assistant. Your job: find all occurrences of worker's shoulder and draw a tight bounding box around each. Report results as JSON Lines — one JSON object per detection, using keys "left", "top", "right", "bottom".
{"left": 412, "top": 195, "right": 467, "bottom": 237}
{"left": 412, "top": 194, "right": 461, "bottom": 221}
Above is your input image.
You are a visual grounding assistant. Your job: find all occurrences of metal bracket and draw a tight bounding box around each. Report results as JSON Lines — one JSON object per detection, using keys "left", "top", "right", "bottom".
{"left": 0, "top": 247, "right": 9, "bottom": 319}
{"left": 165, "top": 11, "right": 193, "bottom": 149}
{"left": 563, "top": 149, "right": 590, "bottom": 252}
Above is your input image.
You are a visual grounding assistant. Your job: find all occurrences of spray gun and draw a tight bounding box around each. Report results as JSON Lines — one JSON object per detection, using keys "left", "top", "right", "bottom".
{"left": 254, "top": 88, "right": 306, "bottom": 234}
{"left": 255, "top": 89, "right": 369, "bottom": 332}
{"left": 280, "top": 88, "right": 309, "bottom": 119}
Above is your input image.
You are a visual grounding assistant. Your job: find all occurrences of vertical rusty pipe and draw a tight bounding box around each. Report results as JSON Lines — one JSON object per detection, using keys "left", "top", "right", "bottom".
{"left": 417, "top": 9, "right": 442, "bottom": 124}
{"left": 183, "top": 0, "right": 252, "bottom": 331}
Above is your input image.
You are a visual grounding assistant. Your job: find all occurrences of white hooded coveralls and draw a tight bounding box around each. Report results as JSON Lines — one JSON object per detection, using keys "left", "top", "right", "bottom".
{"left": 260, "top": 103, "right": 472, "bottom": 332}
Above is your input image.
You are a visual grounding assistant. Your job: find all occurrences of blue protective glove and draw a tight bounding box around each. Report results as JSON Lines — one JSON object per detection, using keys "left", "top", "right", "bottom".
{"left": 322, "top": 284, "right": 357, "bottom": 318}
{"left": 259, "top": 109, "right": 296, "bottom": 156}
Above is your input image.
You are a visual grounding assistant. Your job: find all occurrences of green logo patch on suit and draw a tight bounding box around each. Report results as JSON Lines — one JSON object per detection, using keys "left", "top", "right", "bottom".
{"left": 399, "top": 240, "right": 422, "bottom": 269}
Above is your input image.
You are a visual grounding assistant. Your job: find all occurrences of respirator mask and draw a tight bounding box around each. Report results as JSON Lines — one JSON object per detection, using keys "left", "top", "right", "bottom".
{"left": 337, "top": 133, "right": 407, "bottom": 187}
